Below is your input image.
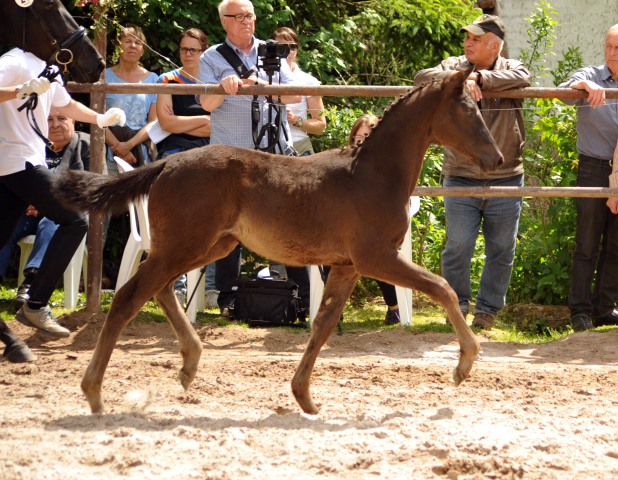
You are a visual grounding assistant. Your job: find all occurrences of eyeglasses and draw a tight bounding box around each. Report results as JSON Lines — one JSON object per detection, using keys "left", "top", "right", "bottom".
{"left": 179, "top": 47, "right": 203, "bottom": 55}
{"left": 288, "top": 44, "right": 299, "bottom": 51}
{"left": 223, "top": 13, "right": 256, "bottom": 22}
{"left": 353, "top": 134, "right": 368, "bottom": 145}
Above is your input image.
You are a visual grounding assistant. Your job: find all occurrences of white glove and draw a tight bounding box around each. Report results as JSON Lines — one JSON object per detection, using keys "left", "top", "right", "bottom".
{"left": 96, "top": 108, "right": 126, "bottom": 128}
{"left": 17, "top": 77, "right": 51, "bottom": 100}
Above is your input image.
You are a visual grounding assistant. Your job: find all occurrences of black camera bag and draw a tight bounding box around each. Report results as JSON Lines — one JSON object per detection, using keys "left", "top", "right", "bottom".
{"left": 232, "top": 274, "right": 307, "bottom": 328}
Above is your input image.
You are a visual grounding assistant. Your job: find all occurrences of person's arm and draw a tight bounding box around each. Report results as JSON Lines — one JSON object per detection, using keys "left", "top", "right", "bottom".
{"left": 567, "top": 79, "right": 606, "bottom": 108}
{"left": 111, "top": 103, "right": 157, "bottom": 159}
{"left": 157, "top": 92, "right": 211, "bottom": 134}
{"left": 288, "top": 95, "right": 326, "bottom": 135}
{"left": 0, "top": 86, "right": 20, "bottom": 102}
{"left": 56, "top": 98, "right": 100, "bottom": 124}
{"left": 414, "top": 57, "right": 460, "bottom": 85}
{"left": 477, "top": 60, "right": 531, "bottom": 91}
{"left": 105, "top": 128, "right": 137, "bottom": 164}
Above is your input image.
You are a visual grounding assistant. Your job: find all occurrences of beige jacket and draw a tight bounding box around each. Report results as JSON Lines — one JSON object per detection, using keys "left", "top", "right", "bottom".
{"left": 414, "top": 56, "right": 531, "bottom": 179}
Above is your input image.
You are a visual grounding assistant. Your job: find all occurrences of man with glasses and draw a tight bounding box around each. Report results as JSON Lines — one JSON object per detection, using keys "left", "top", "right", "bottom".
{"left": 198, "top": 0, "right": 304, "bottom": 316}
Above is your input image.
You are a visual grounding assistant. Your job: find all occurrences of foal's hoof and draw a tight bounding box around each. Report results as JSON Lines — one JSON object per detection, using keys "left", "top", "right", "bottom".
{"left": 453, "top": 368, "right": 468, "bottom": 387}
{"left": 178, "top": 370, "right": 192, "bottom": 391}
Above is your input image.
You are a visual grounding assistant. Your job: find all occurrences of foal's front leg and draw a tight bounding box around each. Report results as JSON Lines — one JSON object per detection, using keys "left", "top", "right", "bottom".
{"left": 292, "top": 266, "right": 359, "bottom": 414}
{"left": 357, "top": 251, "right": 480, "bottom": 386}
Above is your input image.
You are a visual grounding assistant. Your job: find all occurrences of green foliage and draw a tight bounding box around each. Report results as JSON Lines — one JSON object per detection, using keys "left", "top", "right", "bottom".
{"left": 509, "top": 2, "right": 582, "bottom": 305}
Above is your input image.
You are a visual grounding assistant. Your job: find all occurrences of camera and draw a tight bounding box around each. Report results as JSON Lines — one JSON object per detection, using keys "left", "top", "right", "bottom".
{"left": 257, "top": 40, "right": 290, "bottom": 59}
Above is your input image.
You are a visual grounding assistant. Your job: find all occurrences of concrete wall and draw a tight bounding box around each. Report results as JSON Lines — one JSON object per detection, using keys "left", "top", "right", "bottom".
{"left": 498, "top": 0, "right": 618, "bottom": 85}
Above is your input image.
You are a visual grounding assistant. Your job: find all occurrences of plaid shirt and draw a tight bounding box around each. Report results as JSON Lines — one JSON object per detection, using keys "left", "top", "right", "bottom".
{"left": 198, "top": 37, "right": 295, "bottom": 150}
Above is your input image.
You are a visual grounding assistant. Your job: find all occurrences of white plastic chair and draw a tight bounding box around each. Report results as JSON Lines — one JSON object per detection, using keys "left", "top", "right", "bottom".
{"left": 309, "top": 196, "right": 421, "bottom": 326}
{"left": 113, "top": 157, "right": 201, "bottom": 323}
{"left": 17, "top": 233, "right": 87, "bottom": 309}
{"left": 114, "top": 157, "right": 151, "bottom": 291}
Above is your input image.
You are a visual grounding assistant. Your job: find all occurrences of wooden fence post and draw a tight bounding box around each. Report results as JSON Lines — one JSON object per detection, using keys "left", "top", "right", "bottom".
{"left": 85, "top": 6, "right": 107, "bottom": 313}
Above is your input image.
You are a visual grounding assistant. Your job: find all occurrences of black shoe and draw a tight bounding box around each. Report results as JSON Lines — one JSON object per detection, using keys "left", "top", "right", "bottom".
{"left": 592, "top": 309, "right": 618, "bottom": 327}
{"left": 3, "top": 340, "right": 36, "bottom": 363}
{"left": 571, "top": 313, "right": 593, "bottom": 332}
{"left": 385, "top": 308, "right": 400, "bottom": 325}
{"left": 11, "top": 283, "right": 30, "bottom": 311}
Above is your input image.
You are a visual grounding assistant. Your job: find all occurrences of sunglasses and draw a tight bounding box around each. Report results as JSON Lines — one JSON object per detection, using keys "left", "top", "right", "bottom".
{"left": 288, "top": 43, "right": 299, "bottom": 51}
{"left": 179, "top": 47, "right": 203, "bottom": 55}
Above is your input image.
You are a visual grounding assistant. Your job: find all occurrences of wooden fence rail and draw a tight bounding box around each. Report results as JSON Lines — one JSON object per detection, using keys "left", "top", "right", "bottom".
{"left": 66, "top": 83, "right": 618, "bottom": 99}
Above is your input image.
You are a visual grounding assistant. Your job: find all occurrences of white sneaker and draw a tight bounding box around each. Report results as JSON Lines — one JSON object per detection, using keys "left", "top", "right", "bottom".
{"left": 204, "top": 290, "right": 220, "bottom": 309}
{"left": 15, "top": 305, "right": 70, "bottom": 338}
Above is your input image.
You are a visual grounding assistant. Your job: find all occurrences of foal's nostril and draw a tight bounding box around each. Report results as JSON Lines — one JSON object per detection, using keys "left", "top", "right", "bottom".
{"left": 496, "top": 155, "right": 504, "bottom": 167}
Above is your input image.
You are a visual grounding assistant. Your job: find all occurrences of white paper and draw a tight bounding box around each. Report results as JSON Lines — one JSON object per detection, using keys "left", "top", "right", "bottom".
{"left": 146, "top": 121, "right": 172, "bottom": 144}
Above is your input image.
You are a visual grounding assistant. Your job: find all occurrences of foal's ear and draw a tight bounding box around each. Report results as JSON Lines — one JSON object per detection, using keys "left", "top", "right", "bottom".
{"left": 451, "top": 65, "right": 475, "bottom": 96}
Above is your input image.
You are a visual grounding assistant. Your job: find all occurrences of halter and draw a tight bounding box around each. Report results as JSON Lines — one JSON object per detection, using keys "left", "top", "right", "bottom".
{"left": 22, "top": 1, "right": 88, "bottom": 83}
{"left": 17, "top": 1, "right": 89, "bottom": 149}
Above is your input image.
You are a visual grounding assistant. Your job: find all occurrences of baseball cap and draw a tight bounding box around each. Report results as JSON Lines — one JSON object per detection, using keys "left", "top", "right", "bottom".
{"left": 460, "top": 15, "right": 505, "bottom": 40}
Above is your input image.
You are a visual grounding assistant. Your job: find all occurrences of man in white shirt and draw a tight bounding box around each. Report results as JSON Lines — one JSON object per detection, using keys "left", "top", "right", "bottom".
{"left": 0, "top": 48, "right": 125, "bottom": 362}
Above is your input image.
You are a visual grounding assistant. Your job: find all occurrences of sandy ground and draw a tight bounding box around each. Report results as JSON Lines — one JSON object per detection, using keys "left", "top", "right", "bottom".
{"left": 1, "top": 311, "right": 618, "bottom": 480}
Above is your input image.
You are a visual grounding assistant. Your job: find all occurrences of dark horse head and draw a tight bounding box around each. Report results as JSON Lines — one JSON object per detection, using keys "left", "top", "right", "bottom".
{"left": 1, "top": 0, "right": 104, "bottom": 83}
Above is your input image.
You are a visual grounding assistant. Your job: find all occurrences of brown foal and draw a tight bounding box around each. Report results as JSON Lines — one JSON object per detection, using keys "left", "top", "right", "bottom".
{"left": 54, "top": 67, "right": 503, "bottom": 414}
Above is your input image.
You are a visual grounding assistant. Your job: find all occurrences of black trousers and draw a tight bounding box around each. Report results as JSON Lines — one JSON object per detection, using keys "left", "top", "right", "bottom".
{"left": 568, "top": 155, "right": 618, "bottom": 317}
{"left": 0, "top": 164, "right": 88, "bottom": 307}
{"left": 215, "top": 245, "right": 311, "bottom": 310}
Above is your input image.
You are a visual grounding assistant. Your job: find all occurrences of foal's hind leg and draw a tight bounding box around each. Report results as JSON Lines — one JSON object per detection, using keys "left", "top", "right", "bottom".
{"left": 356, "top": 251, "right": 480, "bottom": 386}
{"left": 292, "top": 266, "right": 359, "bottom": 414}
{"left": 155, "top": 282, "right": 202, "bottom": 391}
{"left": 81, "top": 256, "right": 174, "bottom": 413}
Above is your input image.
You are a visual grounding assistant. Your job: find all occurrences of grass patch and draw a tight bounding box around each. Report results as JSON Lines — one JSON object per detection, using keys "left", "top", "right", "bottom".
{"left": 0, "top": 287, "right": 612, "bottom": 345}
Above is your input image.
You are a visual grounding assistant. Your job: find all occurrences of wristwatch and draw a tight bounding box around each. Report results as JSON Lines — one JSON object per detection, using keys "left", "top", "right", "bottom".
{"left": 295, "top": 116, "right": 303, "bottom": 128}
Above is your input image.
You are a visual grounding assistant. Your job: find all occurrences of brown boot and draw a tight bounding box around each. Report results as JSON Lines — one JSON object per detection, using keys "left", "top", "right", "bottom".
{"left": 445, "top": 310, "right": 467, "bottom": 326}
{"left": 472, "top": 312, "right": 494, "bottom": 330}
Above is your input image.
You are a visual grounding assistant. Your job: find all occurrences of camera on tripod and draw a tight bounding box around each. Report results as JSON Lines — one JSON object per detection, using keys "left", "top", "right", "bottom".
{"left": 257, "top": 40, "right": 290, "bottom": 59}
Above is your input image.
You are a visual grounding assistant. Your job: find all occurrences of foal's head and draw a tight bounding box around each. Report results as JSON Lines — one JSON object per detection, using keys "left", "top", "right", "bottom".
{"left": 430, "top": 67, "right": 504, "bottom": 172}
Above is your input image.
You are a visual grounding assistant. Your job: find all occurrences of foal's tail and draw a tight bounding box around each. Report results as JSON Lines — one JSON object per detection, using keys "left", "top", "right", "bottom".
{"left": 53, "top": 160, "right": 167, "bottom": 214}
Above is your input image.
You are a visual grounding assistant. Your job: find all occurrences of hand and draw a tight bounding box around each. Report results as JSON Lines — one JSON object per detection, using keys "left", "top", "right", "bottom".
{"left": 163, "top": 102, "right": 174, "bottom": 116}
{"left": 111, "top": 141, "right": 134, "bottom": 159}
{"left": 117, "top": 151, "right": 138, "bottom": 165}
{"left": 607, "top": 197, "right": 618, "bottom": 214}
{"left": 220, "top": 75, "right": 243, "bottom": 95}
{"left": 466, "top": 72, "right": 482, "bottom": 101}
{"left": 18, "top": 77, "right": 51, "bottom": 100}
{"left": 97, "top": 108, "right": 126, "bottom": 128}
{"left": 26, "top": 205, "right": 39, "bottom": 217}
{"left": 286, "top": 108, "right": 295, "bottom": 123}
{"left": 582, "top": 80, "right": 606, "bottom": 108}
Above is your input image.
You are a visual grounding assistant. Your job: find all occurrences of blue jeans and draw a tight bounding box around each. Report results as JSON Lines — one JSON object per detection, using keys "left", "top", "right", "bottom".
{"left": 0, "top": 214, "right": 58, "bottom": 279}
{"left": 441, "top": 174, "right": 523, "bottom": 317}
{"left": 174, "top": 262, "right": 217, "bottom": 294}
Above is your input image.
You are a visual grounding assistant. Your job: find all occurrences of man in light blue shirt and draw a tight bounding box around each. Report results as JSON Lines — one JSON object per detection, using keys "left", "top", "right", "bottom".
{"left": 198, "top": 0, "right": 305, "bottom": 314}
{"left": 559, "top": 24, "right": 618, "bottom": 331}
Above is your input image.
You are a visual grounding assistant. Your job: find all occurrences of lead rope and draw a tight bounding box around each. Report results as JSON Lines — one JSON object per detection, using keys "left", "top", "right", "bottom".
{"left": 16, "top": 65, "right": 64, "bottom": 150}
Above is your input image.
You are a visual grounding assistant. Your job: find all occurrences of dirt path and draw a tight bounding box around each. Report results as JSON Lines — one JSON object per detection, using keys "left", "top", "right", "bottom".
{"left": 1, "top": 312, "right": 618, "bottom": 479}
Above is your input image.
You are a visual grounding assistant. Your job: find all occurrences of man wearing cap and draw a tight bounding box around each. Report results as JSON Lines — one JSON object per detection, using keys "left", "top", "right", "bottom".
{"left": 559, "top": 24, "right": 618, "bottom": 331}
{"left": 414, "top": 15, "right": 530, "bottom": 330}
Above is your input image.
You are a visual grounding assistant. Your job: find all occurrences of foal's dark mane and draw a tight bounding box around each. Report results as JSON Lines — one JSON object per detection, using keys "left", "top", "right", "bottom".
{"left": 350, "top": 82, "right": 431, "bottom": 159}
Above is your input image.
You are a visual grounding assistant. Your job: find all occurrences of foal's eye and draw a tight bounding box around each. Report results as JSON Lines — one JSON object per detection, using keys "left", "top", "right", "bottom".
{"left": 466, "top": 109, "right": 474, "bottom": 117}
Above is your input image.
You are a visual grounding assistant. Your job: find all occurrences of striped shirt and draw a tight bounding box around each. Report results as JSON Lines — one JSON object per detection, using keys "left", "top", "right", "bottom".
{"left": 198, "top": 37, "right": 294, "bottom": 150}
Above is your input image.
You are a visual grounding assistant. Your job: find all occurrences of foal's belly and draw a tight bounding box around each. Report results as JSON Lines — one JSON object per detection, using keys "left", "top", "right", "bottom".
{"left": 233, "top": 217, "right": 350, "bottom": 267}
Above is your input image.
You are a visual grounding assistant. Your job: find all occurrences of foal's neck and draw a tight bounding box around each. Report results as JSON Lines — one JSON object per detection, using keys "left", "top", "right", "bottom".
{"left": 354, "top": 87, "right": 437, "bottom": 196}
